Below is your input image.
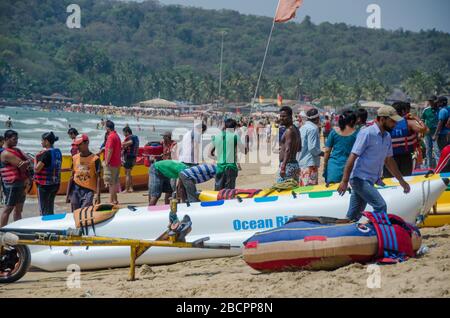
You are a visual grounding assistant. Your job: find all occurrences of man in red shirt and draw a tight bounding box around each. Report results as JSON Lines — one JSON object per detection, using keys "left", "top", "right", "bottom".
{"left": 104, "top": 120, "right": 121, "bottom": 205}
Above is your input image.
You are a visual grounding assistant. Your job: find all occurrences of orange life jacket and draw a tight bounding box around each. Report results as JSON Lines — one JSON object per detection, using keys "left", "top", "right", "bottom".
{"left": 72, "top": 153, "right": 99, "bottom": 192}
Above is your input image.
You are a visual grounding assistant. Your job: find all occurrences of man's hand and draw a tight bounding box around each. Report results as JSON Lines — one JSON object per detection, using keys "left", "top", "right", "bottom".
{"left": 280, "top": 166, "right": 286, "bottom": 178}
{"left": 337, "top": 181, "right": 348, "bottom": 196}
{"left": 400, "top": 179, "right": 411, "bottom": 194}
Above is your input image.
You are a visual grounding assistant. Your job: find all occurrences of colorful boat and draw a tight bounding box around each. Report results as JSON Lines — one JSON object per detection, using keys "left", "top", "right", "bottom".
{"left": 243, "top": 213, "right": 422, "bottom": 272}
{"left": 4, "top": 177, "right": 446, "bottom": 271}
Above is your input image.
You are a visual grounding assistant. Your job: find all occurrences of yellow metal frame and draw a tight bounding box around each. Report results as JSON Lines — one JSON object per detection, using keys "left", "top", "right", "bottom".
{"left": 15, "top": 234, "right": 206, "bottom": 281}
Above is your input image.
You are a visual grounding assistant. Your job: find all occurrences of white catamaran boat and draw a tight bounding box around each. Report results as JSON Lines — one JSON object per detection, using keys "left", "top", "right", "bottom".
{"left": 4, "top": 177, "right": 447, "bottom": 271}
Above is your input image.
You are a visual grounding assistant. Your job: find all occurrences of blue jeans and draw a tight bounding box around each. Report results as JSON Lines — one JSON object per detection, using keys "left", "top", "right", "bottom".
{"left": 424, "top": 134, "right": 440, "bottom": 169}
{"left": 346, "top": 178, "right": 387, "bottom": 222}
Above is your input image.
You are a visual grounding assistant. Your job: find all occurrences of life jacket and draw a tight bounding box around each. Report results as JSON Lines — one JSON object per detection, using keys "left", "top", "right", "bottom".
{"left": 34, "top": 148, "right": 62, "bottom": 186}
{"left": 0, "top": 148, "right": 29, "bottom": 184}
{"left": 362, "top": 211, "right": 421, "bottom": 264}
{"left": 123, "top": 135, "right": 139, "bottom": 157}
{"left": 217, "top": 189, "right": 261, "bottom": 200}
{"left": 72, "top": 153, "right": 99, "bottom": 192}
{"left": 143, "top": 142, "right": 164, "bottom": 167}
{"left": 390, "top": 118, "right": 417, "bottom": 155}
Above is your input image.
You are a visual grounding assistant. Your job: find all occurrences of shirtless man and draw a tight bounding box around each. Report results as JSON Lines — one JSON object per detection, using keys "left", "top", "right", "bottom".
{"left": 278, "top": 106, "right": 301, "bottom": 183}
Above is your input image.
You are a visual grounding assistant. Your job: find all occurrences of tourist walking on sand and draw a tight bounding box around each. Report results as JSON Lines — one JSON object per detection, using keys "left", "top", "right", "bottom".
{"left": 298, "top": 109, "right": 322, "bottom": 186}
{"left": 103, "top": 120, "right": 121, "bottom": 205}
{"left": 0, "top": 130, "right": 33, "bottom": 227}
{"left": 34, "top": 132, "right": 62, "bottom": 216}
{"left": 67, "top": 128, "right": 79, "bottom": 156}
{"left": 323, "top": 110, "right": 358, "bottom": 184}
{"left": 277, "top": 106, "right": 301, "bottom": 183}
{"left": 433, "top": 96, "right": 450, "bottom": 151}
{"left": 383, "top": 102, "right": 427, "bottom": 177}
{"left": 66, "top": 134, "right": 101, "bottom": 211}
{"left": 338, "top": 106, "right": 411, "bottom": 222}
{"left": 211, "top": 119, "right": 247, "bottom": 190}
{"left": 148, "top": 160, "right": 187, "bottom": 206}
{"left": 121, "top": 126, "right": 139, "bottom": 193}
{"left": 421, "top": 95, "right": 440, "bottom": 169}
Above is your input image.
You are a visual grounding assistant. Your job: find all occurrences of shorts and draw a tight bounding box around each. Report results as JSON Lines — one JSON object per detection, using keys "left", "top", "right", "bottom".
{"left": 123, "top": 156, "right": 136, "bottom": 170}
{"left": 103, "top": 164, "right": 120, "bottom": 186}
{"left": 299, "top": 166, "right": 319, "bottom": 186}
{"left": 276, "top": 162, "right": 300, "bottom": 183}
{"left": 71, "top": 184, "right": 95, "bottom": 211}
{"left": 3, "top": 182, "right": 26, "bottom": 207}
{"left": 149, "top": 165, "right": 173, "bottom": 198}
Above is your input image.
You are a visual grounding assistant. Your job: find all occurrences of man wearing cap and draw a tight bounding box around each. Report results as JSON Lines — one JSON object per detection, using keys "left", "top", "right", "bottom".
{"left": 433, "top": 96, "right": 450, "bottom": 151}
{"left": 159, "top": 131, "right": 177, "bottom": 161}
{"left": 421, "top": 96, "right": 440, "bottom": 168}
{"left": 66, "top": 134, "right": 101, "bottom": 211}
{"left": 338, "top": 106, "right": 411, "bottom": 222}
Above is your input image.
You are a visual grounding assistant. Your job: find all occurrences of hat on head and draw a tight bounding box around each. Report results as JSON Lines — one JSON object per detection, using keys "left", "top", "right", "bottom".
{"left": 428, "top": 95, "right": 437, "bottom": 102}
{"left": 72, "top": 134, "right": 89, "bottom": 145}
{"left": 377, "top": 106, "right": 403, "bottom": 122}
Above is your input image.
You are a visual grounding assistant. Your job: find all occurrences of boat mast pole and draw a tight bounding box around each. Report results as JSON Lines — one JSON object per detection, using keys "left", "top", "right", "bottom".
{"left": 219, "top": 30, "right": 225, "bottom": 104}
{"left": 250, "top": 0, "right": 281, "bottom": 114}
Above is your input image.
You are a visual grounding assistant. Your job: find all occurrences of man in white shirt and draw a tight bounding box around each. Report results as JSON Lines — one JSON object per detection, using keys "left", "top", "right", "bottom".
{"left": 179, "top": 123, "right": 207, "bottom": 167}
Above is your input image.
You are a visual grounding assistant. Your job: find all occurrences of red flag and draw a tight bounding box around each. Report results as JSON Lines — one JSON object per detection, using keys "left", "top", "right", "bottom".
{"left": 275, "top": 0, "right": 304, "bottom": 23}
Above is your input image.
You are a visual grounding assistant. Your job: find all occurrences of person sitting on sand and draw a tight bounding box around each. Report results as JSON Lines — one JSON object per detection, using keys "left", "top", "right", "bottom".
{"left": 148, "top": 160, "right": 187, "bottom": 206}
{"left": 178, "top": 163, "right": 217, "bottom": 203}
{"left": 66, "top": 134, "right": 101, "bottom": 211}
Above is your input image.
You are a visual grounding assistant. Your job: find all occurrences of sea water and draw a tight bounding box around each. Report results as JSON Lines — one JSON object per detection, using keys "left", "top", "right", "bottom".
{"left": 0, "top": 107, "right": 193, "bottom": 155}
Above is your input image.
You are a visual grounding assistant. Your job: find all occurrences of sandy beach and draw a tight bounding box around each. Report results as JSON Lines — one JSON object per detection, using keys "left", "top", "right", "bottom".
{"left": 1, "top": 160, "right": 450, "bottom": 298}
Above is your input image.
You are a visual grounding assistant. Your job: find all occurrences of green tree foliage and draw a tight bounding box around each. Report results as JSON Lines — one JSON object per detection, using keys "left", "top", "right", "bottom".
{"left": 0, "top": 0, "right": 449, "bottom": 106}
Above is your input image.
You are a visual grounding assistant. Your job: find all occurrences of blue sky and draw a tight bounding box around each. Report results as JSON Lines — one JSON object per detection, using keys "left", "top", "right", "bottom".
{"left": 156, "top": 0, "right": 450, "bottom": 33}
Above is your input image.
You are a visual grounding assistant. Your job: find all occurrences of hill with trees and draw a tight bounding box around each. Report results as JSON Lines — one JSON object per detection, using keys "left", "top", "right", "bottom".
{"left": 0, "top": 0, "right": 449, "bottom": 106}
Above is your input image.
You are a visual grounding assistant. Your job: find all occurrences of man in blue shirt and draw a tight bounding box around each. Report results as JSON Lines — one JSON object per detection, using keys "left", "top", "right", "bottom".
{"left": 432, "top": 96, "right": 450, "bottom": 151}
{"left": 338, "top": 106, "right": 411, "bottom": 221}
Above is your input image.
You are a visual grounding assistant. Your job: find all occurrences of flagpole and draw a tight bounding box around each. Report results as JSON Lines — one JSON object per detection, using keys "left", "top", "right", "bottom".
{"left": 251, "top": 0, "right": 281, "bottom": 113}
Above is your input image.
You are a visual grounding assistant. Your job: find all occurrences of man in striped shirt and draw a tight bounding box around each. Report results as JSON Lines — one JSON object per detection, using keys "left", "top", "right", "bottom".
{"left": 179, "top": 164, "right": 217, "bottom": 203}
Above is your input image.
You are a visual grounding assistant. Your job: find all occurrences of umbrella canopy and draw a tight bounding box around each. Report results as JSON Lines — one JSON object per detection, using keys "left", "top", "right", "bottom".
{"left": 360, "top": 101, "right": 390, "bottom": 109}
{"left": 139, "top": 98, "right": 177, "bottom": 108}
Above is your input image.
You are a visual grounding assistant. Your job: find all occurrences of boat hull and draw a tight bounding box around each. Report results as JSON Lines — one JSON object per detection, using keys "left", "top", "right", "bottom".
{"left": 5, "top": 177, "right": 446, "bottom": 271}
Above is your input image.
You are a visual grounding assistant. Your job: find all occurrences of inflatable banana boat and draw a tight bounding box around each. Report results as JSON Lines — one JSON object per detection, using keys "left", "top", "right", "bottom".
{"left": 243, "top": 212, "right": 422, "bottom": 272}
{"left": 4, "top": 177, "right": 446, "bottom": 271}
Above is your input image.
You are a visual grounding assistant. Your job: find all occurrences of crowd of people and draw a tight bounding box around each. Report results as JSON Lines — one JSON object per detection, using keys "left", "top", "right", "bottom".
{"left": 1, "top": 95, "right": 450, "bottom": 227}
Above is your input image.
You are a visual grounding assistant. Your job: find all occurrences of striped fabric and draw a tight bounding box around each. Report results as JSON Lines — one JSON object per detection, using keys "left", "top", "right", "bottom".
{"left": 180, "top": 164, "right": 217, "bottom": 184}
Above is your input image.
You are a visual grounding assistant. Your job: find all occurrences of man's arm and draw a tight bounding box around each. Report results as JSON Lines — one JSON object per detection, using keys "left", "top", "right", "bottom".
{"left": 122, "top": 140, "right": 133, "bottom": 148}
{"left": 280, "top": 129, "right": 293, "bottom": 177}
{"left": 384, "top": 157, "right": 411, "bottom": 193}
{"left": 337, "top": 153, "right": 358, "bottom": 195}
{"left": 308, "top": 128, "right": 322, "bottom": 156}
{"left": 105, "top": 148, "right": 113, "bottom": 166}
{"left": 407, "top": 118, "right": 427, "bottom": 135}
{"left": 95, "top": 159, "right": 101, "bottom": 204}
